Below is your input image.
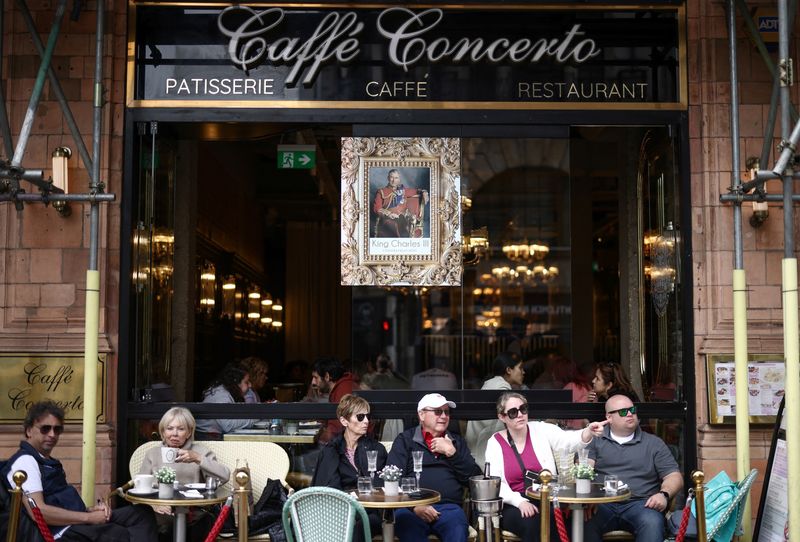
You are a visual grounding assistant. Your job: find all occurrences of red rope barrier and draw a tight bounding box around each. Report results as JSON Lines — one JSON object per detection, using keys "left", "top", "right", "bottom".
{"left": 674, "top": 494, "right": 694, "bottom": 542}
{"left": 203, "top": 496, "right": 234, "bottom": 542}
{"left": 553, "top": 502, "right": 570, "bottom": 542}
{"left": 27, "top": 498, "right": 55, "bottom": 542}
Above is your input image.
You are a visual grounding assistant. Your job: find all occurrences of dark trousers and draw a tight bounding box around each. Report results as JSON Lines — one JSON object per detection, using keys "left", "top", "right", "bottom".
{"left": 501, "top": 504, "right": 561, "bottom": 542}
{"left": 59, "top": 505, "right": 157, "bottom": 542}
{"left": 395, "top": 503, "right": 468, "bottom": 542}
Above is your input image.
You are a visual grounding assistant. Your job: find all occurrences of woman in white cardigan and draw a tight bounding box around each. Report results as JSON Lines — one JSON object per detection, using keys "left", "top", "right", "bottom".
{"left": 484, "top": 392, "right": 607, "bottom": 542}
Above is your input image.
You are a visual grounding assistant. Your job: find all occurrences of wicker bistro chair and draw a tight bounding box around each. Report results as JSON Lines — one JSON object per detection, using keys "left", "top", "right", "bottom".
{"left": 281, "top": 487, "right": 371, "bottom": 542}
{"left": 129, "top": 440, "right": 291, "bottom": 541}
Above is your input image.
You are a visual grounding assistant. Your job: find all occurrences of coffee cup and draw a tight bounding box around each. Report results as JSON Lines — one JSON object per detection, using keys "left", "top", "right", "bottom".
{"left": 133, "top": 474, "right": 154, "bottom": 492}
{"left": 161, "top": 446, "right": 177, "bottom": 464}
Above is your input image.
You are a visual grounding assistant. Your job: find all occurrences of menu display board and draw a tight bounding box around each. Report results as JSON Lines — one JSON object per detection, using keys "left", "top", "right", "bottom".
{"left": 753, "top": 398, "right": 788, "bottom": 542}
{"left": 706, "top": 354, "right": 784, "bottom": 424}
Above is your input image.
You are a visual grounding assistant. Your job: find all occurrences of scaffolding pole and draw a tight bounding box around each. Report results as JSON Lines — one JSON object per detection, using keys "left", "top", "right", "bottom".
{"left": 80, "top": 0, "right": 105, "bottom": 505}
{"left": 777, "top": 1, "right": 800, "bottom": 541}
{"left": 726, "top": 2, "right": 752, "bottom": 538}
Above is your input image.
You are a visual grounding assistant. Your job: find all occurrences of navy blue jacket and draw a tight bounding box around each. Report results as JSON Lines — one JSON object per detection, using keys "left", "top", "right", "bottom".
{"left": 387, "top": 426, "right": 481, "bottom": 505}
{"left": 0, "top": 441, "right": 86, "bottom": 534}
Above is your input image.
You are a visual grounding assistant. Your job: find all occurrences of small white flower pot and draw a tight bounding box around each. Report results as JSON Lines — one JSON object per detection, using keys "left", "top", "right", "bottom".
{"left": 575, "top": 478, "right": 591, "bottom": 494}
{"left": 158, "top": 482, "right": 174, "bottom": 499}
{"left": 383, "top": 480, "right": 399, "bottom": 496}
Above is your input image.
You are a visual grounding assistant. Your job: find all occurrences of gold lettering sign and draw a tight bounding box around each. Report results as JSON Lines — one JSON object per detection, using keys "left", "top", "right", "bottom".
{"left": 0, "top": 353, "right": 106, "bottom": 423}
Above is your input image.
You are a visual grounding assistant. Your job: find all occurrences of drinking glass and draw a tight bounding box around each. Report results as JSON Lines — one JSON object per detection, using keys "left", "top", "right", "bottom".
{"left": 357, "top": 477, "right": 373, "bottom": 495}
{"left": 557, "top": 451, "right": 575, "bottom": 487}
{"left": 367, "top": 450, "right": 378, "bottom": 483}
{"left": 603, "top": 475, "right": 619, "bottom": 493}
{"left": 401, "top": 477, "right": 416, "bottom": 494}
{"left": 412, "top": 450, "right": 424, "bottom": 492}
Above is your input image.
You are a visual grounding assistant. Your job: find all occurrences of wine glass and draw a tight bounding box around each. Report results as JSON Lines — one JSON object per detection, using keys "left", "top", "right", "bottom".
{"left": 367, "top": 450, "right": 378, "bottom": 487}
{"left": 412, "top": 450, "right": 424, "bottom": 492}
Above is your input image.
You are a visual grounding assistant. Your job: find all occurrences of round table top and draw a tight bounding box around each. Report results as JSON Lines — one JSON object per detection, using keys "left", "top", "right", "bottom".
{"left": 526, "top": 483, "right": 631, "bottom": 504}
{"left": 356, "top": 488, "right": 440, "bottom": 509}
{"left": 124, "top": 487, "right": 231, "bottom": 507}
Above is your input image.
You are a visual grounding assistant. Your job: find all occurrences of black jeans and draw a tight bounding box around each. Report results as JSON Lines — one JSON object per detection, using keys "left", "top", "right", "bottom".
{"left": 59, "top": 505, "right": 157, "bottom": 542}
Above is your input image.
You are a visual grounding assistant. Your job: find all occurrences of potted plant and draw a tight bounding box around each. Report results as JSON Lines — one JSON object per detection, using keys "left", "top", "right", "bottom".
{"left": 154, "top": 466, "right": 177, "bottom": 499}
{"left": 570, "top": 463, "right": 596, "bottom": 494}
{"left": 379, "top": 465, "right": 403, "bottom": 496}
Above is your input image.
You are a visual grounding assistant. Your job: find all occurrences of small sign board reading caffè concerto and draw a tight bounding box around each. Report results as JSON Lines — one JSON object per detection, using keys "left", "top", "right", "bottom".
{"left": 0, "top": 353, "right": 107, "bottom": 423}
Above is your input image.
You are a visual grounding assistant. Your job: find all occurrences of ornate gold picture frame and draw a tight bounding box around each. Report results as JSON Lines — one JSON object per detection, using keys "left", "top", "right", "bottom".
{"left": 341, "top": 137, "right": 462, "bottom": 286}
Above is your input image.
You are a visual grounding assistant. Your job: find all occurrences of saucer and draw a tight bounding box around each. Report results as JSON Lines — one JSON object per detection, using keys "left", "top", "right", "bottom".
{"left": 128, "top": 488, "right": 158, "bottom": 496}
{"left": 183, "top": 483, "right": 206, "bottom": 490}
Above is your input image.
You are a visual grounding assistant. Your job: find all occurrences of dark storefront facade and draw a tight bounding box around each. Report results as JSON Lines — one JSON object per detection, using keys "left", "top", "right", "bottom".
{"left": 120, "top": 1, "right": 693, "bottom": 486}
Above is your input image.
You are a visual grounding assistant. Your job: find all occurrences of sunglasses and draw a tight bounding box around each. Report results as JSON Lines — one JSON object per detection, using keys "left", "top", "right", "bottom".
{"left": 504, "top": 404, "right": 529, "bottom": 419}
{"left": 422, "top": 408, "right": 450, "bottom": 417}
{"left": 355, "top": 413, "right": 370, "bottom": 422}
{"left": 608, "top": 406, "right": 637, "bottom": 417}
{"left": 36, "top": 424, "right": 64, "bottom": 435}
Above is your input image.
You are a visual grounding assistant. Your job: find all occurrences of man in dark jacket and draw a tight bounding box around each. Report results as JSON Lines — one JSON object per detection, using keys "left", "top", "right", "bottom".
{"left": 1, "top": 401, "right": 157, "bottom": 541}
{"left": 387, "top": 393, "right": 481, "bottom": 542}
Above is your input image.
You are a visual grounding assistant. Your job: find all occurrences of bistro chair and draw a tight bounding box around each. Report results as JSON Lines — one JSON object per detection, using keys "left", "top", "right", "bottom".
{"left": 282, "top": 486, "right": 371, "bottom": 542}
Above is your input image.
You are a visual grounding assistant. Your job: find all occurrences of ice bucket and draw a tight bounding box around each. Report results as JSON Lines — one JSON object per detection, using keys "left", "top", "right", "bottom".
{"left": 469, "top": 475, "right": 501, "bottom": 501}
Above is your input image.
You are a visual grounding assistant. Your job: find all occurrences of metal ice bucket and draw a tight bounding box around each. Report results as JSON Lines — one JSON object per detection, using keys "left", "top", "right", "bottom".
{"left": 469, "top": 475, "right": 501, "bottom": 501}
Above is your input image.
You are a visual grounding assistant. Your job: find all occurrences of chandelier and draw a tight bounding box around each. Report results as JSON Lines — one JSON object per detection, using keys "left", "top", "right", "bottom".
{"left": 501, "top": 240, "right": 550, "bottom": 263}
{"left": 462, "top": 227, "right": 490, "bottom": 265}
{"left": 490, "top": 263, "right": 559, "bottom": 287}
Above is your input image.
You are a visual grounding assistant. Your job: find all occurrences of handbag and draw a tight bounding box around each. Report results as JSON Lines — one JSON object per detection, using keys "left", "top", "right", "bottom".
{"left": 506, "top": 430, "right": 538, "bottom": 492}
{"left": 691, "top": 470, "right": 739, "bottom": 542}
{"left": 668, "top": 471, "right": 739, "bottom": 542}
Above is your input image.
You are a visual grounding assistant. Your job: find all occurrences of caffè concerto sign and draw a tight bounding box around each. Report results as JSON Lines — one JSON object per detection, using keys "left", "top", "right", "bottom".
{"left": 0, "top": 354, "right": 107, "bottom": 422}
{"left": 131, "top": 5, "right": 684, "bottom": 107}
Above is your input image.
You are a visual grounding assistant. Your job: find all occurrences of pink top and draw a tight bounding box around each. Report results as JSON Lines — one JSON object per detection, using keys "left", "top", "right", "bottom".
{"left": 494, "top": 430, "right": 543, "bottom": 493}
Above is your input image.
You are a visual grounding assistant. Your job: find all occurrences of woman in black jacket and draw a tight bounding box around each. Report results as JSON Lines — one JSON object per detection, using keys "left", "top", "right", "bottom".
{"left": 312, "top": 394, "right": 387, "bottom": 540}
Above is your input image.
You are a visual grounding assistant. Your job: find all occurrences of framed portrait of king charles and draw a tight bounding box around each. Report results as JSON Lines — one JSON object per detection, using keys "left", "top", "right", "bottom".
{"left": 341, "top": 137, "right": 462, "bottom": 286}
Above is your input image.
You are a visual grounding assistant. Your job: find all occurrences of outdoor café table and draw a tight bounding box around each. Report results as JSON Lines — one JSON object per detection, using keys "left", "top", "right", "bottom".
{"left": 124, "top": 486, "right": 231, "bottom": 542}
{"left": 356, "top": 488, "right": 441, "bottom": 540}
{"left": 526, "top": 483, "right": 631, "bottom": 542}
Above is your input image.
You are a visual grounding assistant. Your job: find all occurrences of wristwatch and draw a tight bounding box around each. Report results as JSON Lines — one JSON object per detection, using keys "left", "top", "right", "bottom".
{"left": 659, "top": 490, "right": 670, "bottom": 502}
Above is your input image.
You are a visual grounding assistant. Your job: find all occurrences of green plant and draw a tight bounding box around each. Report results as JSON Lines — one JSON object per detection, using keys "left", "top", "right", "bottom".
{"left": 379, "top": 465, "right": 403, "bottom": 482}
{"left": 570, "top": 463, "right": 596, "bottom": 480}
{"left": 154, "top": 466, "right": 176, "bottom": 484}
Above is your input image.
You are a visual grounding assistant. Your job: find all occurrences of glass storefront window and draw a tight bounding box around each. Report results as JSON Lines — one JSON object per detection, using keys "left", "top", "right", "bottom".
{"left": 128, "top": 124, "right": 684, "bottom": 406}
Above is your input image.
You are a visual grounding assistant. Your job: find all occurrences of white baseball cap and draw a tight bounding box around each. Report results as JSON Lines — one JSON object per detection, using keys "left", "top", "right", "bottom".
{"left": 417, "top": 393, "right": 456, "bottom": 412}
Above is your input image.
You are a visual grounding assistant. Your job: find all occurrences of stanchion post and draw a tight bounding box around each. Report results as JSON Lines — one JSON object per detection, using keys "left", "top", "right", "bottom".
{"left": 539, "top": 470, "right": 552, "bottom": 542}
{"left": 235, "top": 471, "right": 250, "bottom": 542}
{"left": 693, "top": 471, "right": 706, "bottom": 542}
{"left": 7, "top": 470, "right": 27, "bottom": 542}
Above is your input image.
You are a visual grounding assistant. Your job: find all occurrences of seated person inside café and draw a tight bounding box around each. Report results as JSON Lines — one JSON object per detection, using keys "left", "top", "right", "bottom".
{"left": 240, "top": 356, "right": 271, "bottom": 403}
{"left": 195, "top": 362, "right": 260, "bottom": 439}
{"left": 311, "top": 394, "right": 387, "bottom": 541}
{"left": 139, "top": 406, "right": 231, "bottom": 540}
{"left": 388, "top": 393, "right": 481, "bottom": 542}
{"left": 1, "top": 400, "right": 157, "bottom": 541}
{"left": 311, "top": 357, "right": 357, "bottom": 443}
{"left": 485, "top": 392, "right": 607, "bottom": 542}
{"left": 584, "top": 394, "right": 682, "bottom": 542}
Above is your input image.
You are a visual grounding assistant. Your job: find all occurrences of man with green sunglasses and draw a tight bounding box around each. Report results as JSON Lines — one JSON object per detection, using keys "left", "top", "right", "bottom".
{"left": 583, "top": 394, "right": 683, "bottom": 542}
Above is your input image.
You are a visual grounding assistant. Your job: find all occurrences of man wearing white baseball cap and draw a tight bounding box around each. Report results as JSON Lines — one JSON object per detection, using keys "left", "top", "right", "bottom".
{"left": 387, "top": 393, "right": 481, "bottom": 542}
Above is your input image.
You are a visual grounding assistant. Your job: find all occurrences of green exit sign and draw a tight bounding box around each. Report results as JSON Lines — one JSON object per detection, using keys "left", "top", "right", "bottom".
{"left": 277, "top": 145, "right": 316, "bottom": 169}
